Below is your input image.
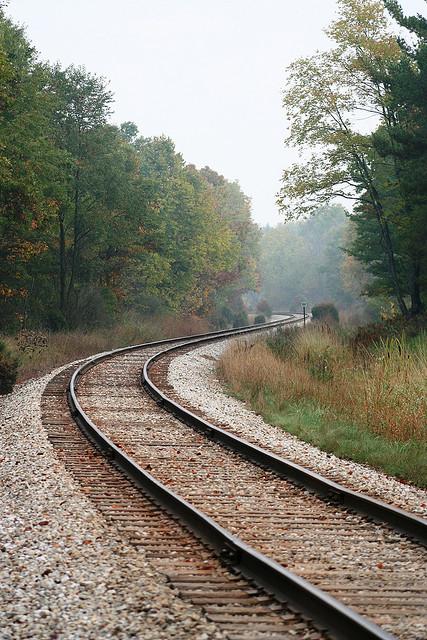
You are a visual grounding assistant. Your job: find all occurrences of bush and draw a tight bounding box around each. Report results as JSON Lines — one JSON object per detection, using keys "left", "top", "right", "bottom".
{"left": 233, "top": 310, "right": 249, "bottom": 328}
{"left": 351, "top": 313, "right": 427, "bottom": 351}
{"left": 267, "top": 326, "right": 299, "bottom": 360}
{"left": 0, "top": 341, "right": 18, "bottom": 395}
{"left": 311, "top": 302, "right": 339, "bottom": 325}
{"left": 211, "top": 305, "right": 235, "bottom": 330}
{"left": 256, "top": 299, "right": 273, "bottom": 318}
{"left": 254, "top": 314, "right": 266, "bottom": 325}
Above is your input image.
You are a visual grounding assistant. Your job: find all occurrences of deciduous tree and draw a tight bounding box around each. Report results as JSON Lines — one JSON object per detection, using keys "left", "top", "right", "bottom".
{"left": 277, "top": 0, "right": 425, "bottom": 314}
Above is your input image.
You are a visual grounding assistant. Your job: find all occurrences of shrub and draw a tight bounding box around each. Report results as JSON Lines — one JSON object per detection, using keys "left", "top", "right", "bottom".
{"left": 254, "top": 314, "right": 266, "bottom": 325}
{"left": 0, "top": 341, "right": 18, "bottom": 395}
{"left": 221, "top": 306, "right": 234, "bottom": 324}
{"left": 267, "top": 326, "right": 299, "bottom": 360}
{"left": 256, "top": 299, "right": 273, "bottom": 318}
{"left": 233, "top": 310, "right": 249, "bottom": 328}
{"left": 211, "top": 305, "right": 234, "bottom": 330}
{"left": 311, "top": 302, "right": 339, "bottom": 325}
{"left": 351, "top": 313, "right": 427, "bottom": 351}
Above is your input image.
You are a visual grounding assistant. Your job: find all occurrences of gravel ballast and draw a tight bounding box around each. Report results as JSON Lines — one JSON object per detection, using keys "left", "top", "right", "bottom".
{"left": 2, "top": 332, "right": 426, "bottom": 640}
{"left": 167, "top": 339, "right": 427, "bottom": 518}
{"left": 0, "top": 367, "right": 226, "bottom": 640}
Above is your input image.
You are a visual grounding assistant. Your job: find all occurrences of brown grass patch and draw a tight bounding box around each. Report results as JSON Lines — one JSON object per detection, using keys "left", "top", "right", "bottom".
{"left": 3, "top": 314, "right": 212, "bottom": 384}
{"left": 219, "top": 327, "right": 426, "bottom": 444}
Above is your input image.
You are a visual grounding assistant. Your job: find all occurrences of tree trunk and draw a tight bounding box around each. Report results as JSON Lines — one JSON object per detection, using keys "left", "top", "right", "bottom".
{"left": 67, "top": 169, "right": 80, "bottom": 306}
{"left": 59, "top": 211, "right": 66, "bottom": 314}
{"left": 355, "top": 154, "right": 409, "bottom": 316}
{"left": 378, "top": 211, "right": 409, "bottom": 315}
{"left": 409, "top": 260, "right": 424, "bottom": 315}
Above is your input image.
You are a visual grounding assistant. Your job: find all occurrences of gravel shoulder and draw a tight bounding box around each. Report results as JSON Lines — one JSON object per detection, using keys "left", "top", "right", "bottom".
{"left": 167, "top": 339, "right": 427, "bottom": 518}
{"left": 0, "top": 366, "right": 226, "bottom": 640}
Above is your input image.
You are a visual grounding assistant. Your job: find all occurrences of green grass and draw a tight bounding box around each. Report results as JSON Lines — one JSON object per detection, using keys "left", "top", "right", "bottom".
{"left": 264, "top": 400, "right": 427, "bottom": 487}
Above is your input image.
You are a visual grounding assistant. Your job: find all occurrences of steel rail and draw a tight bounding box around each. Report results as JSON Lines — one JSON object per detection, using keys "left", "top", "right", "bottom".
{"left": 67, "top": 319, "right": 401, "bottom": 640}
{"left": 143, "top": 337, "right": 427, "bottom": 547}
{"left": 67, "top": 315, "right": 296, "bottom": 385}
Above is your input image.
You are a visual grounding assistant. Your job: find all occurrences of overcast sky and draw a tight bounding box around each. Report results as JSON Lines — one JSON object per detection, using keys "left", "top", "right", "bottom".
{"left": 5, "top": 0, "right": 426, "bottom": 226}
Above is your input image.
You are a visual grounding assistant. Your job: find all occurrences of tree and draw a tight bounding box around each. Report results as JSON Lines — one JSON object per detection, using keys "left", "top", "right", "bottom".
{"left": 0, "top": 10, "right": 60, "bottom": 327}
{"left": 277, "top": 0, "right": 424, "bottom": 314}
{"left": 47, "top": 65, "right": 114, "bottom": 319}
{"left": 259, "top": 223, "right": 305, "bottom": 310}
{"left": 0, "top": 10, "right": 260, "bottom": 329}
{"left": 200, "top": 167, "right": 261, "bottom": 310}
{"left": 373, "top": 0, "right": 427, "bottom": 312}
{"left": 259, "top": 205, "right": 356, "bottom": 311}
{"left": 129, "top": 140, "right": 260, "bottom": 317}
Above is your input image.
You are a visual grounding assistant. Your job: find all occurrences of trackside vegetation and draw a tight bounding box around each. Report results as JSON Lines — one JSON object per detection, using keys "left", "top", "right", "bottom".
{"left": 218, "top": 318, "right": 427, "bottom": 487}
{"left": 1, "top": 314, "right": 211, "bottom": 385}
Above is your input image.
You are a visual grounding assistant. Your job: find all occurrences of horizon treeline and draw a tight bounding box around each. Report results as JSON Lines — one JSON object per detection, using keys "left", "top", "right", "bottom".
{"left": 2, "top": 3, "right": 426, "bottom": 336}
{"left": 0, "top": 9, "right": 260, "bottom": 332}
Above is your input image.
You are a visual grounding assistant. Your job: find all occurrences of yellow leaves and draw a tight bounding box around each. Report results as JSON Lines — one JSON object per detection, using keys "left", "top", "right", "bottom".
{"left": 48, "top": 199, "right": 60, "bottom": 212}
{"left": 0, "top": 284, "right": 14, "bottom": 300}
{"left": 325, "top": 0, "right": 402, "bottom": 68}
{"left": 0, "top": 284, "right": 28, "bottom": 301}
{"left": 8, "top": 240, "right": 48, "bottom": 263}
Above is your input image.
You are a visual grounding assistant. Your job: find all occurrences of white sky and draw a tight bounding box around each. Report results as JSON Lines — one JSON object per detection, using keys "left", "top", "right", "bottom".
{"left": 5, "top": 0, "right": 427, "bottom": 226}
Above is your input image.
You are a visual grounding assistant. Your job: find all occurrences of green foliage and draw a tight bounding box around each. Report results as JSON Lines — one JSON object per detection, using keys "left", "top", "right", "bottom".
{"left": 233, "top": 310, "right": 249, "bottom": 328}
{"left": 351, "top": 313, "right": 427, "bottom": 351}
{"left": 0, "top": 12, "right": 62, "bottom": 327}
{"left": 211, "top": 305, "right": 235, "bottom": 329}
{"left": 219, "top": 321, "right": 427, "bottom": 485}
{"left": 307, "top": 351, "right": 334, "bottom": 383}
{"left": 311, "top": 302, "right": 339, "bottom": 325}
{"left": 253, "top": 314, "right": 266, "bottom": 325}
{"left": 0, "top": 12, "right": 260, "bottom": 332}
{"left": 0, "top": 340, "right": 18, "bottom": 394}
{"left": 277, "top": 0, "right": 426, "bottom": 315}
{"left": 267, "top": 326, "right": 298, "bottom": 361}
{"left": 266, "top": 404, "right": 427, "bottom": 487}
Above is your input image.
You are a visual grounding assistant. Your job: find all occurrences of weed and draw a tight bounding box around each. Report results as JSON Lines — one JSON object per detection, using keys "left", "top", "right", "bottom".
{"left": 2, "top": 314, "right": 211, "bottom": 384}
{"left": 218, "top": 322, "right": 427, "bottom": 486}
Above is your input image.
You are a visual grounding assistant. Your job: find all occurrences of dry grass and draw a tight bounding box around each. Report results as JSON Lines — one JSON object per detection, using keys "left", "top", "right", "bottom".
{"left": 3, "top": 314, "right": 212, "bottom": 384}
{"left": 218, "top": 326, "right": 427, "bottom": 484}
{"left": 219, "top": 326, "right": 426, "bottom": 444}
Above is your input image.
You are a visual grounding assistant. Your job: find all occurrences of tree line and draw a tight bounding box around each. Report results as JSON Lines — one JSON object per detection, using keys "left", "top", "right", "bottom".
{"left": 277, "top": 0, "right": 426, "bottom": 316}
{"left": 0, "top": 9, "right": 259, "bottom": 332}
{"left": 2, "top": 1, "right": 425, "bottom": 335}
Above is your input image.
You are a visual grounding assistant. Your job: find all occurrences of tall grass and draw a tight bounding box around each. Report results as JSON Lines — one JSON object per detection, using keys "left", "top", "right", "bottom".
{"left": 2, "top": 313, "right": 211, "bottom": 384}
{"left": 218, "top": 325, "right": 427, "bottom": 486}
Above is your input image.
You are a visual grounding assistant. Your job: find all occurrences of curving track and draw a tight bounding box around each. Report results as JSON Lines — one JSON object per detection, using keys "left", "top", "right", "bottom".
{"left": 42, "top": 318, "right": 427, "bottom": 640}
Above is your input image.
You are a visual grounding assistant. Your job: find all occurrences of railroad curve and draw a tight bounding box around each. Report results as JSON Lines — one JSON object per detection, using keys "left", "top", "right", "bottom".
{"left": 42, "top": 318, "right": 427, "bottom": 640}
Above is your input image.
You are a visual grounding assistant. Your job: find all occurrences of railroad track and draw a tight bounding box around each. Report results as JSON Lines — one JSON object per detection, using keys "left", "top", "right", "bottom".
{"left": 41, "top": 318, "right": 427, "bottom": 640}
